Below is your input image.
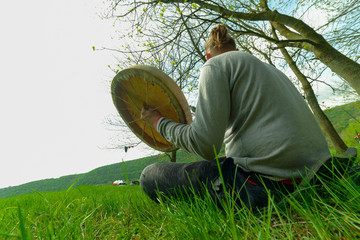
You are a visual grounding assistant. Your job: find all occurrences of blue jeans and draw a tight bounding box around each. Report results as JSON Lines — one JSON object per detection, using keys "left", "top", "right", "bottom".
{"left": 139, "top": 157, "right": 296, "bottom": 209}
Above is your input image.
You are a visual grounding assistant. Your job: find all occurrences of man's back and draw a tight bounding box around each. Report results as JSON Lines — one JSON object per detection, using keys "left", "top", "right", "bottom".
{"left": 202, "top": 51, "right": 330, "bottom": 178}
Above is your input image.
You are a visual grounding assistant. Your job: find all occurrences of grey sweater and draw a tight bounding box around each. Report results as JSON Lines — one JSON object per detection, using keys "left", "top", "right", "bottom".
{"left": 157, "top": 51, "right": 330, "bottom": 179}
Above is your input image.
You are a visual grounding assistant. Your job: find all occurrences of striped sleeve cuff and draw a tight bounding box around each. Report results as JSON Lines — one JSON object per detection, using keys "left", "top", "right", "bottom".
{"left": 155, "top": 116, "right": 166, "bottom": 132}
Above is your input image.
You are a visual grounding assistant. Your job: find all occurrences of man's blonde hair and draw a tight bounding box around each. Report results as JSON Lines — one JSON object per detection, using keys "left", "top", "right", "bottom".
{"left": 205, "top": 24, "right": 236, "bottom": 53}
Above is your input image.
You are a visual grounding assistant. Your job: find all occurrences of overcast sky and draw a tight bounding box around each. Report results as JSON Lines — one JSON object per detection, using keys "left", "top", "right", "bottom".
{"left": 0, "top": 0, "right": 159, "bottom": 189}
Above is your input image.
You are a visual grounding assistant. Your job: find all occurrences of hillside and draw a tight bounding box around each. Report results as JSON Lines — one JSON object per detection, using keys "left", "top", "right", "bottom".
{"left": 324, "top": 101, "right": 360, "bottom": 145}
{"left": 0, "top": 148, "right": 203, "bottom": 199}
{"left": 0, "top": 101, "right": 359, "bottom": 199}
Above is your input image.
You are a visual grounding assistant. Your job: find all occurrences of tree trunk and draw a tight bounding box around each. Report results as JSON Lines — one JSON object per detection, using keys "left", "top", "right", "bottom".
{"left": 310, "top": 42, "right": 360, "bottom": 95}
{"left": 273, "top": 29, "right": 348, "bottom": 153}
{"left": 170, "top": 151, "right": 177, "bottom": 162}
{"left": 269, "top": 15, "right": 360, "bottom": 95}
{"left": 271, "top": 19, "right": 360, "bottom": 94}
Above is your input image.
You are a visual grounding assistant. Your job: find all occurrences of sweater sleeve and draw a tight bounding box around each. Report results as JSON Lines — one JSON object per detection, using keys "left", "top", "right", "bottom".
{"left": 157, "top": 64, "right": 231, "bottom": 160}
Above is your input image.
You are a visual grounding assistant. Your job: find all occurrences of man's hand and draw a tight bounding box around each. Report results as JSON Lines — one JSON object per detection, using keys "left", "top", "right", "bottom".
{"left": 141, "top": 103, "right": 162, "bottom": 128}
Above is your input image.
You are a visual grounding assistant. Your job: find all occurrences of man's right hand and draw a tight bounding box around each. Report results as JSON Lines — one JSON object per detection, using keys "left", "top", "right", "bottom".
{"left": 141, "top": 103, "right": 162, "bottom": 128}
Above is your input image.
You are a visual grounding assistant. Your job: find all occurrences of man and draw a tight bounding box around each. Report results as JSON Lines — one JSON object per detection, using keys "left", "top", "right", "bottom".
{"left": 139, "top": 24, "right": 332, "bottom": 208}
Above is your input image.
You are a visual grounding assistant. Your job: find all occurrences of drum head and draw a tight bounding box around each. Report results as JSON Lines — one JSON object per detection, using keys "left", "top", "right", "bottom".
{"left": 111, "top": 65, "right": 192, "bottom": 152}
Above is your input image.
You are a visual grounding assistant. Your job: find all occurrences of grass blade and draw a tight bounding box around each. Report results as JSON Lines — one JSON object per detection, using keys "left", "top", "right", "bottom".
{"left": 18, "top": 204, "right": 30, "bottom": 240}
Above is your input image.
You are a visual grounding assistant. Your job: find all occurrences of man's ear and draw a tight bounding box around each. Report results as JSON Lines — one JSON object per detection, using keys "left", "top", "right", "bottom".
{"left": 206, "top": 52, "right": 211, "bottom": 60}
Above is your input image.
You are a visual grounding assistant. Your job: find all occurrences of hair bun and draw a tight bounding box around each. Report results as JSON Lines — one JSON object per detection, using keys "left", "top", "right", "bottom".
{"left": 210, "top": 24, "right": 230, "bottom": 48}
{"left": 205, "top": 24, "right": 236, "bottom": 52}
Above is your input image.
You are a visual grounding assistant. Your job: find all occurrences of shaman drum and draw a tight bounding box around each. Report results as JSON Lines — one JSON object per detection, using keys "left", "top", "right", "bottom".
{"left": 111, "top": 65, "right": 192, "bottom": 152}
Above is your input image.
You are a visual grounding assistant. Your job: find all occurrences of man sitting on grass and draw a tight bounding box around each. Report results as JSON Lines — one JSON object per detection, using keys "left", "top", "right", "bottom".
{"left": 139, "top": 24, "right": 355, "bottom": 209}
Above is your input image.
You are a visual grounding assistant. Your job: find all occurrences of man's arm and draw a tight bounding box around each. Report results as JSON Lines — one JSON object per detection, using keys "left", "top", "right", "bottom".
{"left": 142, "top": 64, "right": 231, "bottom": 160}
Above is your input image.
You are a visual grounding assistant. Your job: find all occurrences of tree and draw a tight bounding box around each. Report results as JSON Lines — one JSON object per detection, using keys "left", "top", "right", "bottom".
{"left": 102, "top": 0, "right": 359, "bottom": 153}
{"left": 271, "top": 27, "right": 348, "bottom": 153}
{"left": 106, "top": 0, "right": 360, "bottom": 93}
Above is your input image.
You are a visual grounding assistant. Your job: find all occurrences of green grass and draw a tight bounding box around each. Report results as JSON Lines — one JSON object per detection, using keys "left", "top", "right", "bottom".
{"left": 1, "top": 101, "right": 360, "bottom": 238}
{"left": 1, "top": 166, "right": 360, "bottom": 239}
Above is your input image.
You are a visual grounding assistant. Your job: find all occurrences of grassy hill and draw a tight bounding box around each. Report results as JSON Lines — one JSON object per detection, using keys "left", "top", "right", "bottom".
{"left": 324, "top": 101, "right": 360, "bottom": 146}
{"left": 0, "top": 101, "right": 358, "bottom": 199}
{"left": 0, "top": 149, "right": 204, "bottom": 199}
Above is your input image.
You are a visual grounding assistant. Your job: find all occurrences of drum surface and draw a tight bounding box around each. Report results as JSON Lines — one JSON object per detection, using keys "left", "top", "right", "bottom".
{"left": 111, "top": 65, "right": 192, "bottom": 152}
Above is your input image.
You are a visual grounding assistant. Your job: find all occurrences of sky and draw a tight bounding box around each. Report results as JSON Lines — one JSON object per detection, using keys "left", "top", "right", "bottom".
{"left": 0, "top": 0, "right": 159, "bottom": 189}
{"left": 0, "top": 1, "right": 356, "bottom": 189}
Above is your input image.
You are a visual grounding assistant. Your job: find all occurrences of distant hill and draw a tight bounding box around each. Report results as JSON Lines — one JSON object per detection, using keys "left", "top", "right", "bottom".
{"left": 324, "top": 101, "right": 360, "bottom": 146}
{"left": 0, "top": 148, "right": 203, "bottom": 199}
{"left": 1, "top": 101, "right": 359, "bottom": 199}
